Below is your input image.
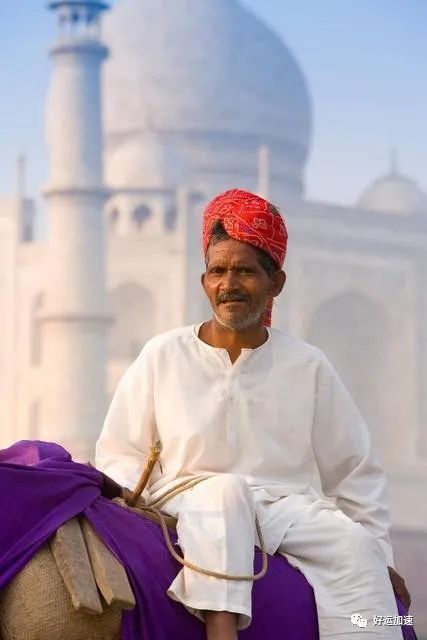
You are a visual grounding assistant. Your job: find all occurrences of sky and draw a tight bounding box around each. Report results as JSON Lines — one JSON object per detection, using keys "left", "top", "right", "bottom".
{"left": 0, "top": 0, "right": 426, "bottom": 210}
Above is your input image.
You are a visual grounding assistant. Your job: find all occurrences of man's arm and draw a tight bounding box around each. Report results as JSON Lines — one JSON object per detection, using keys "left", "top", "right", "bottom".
{"left": 311, "top": 352, "right": 395, "bottom": 568}
{"left": 95, "top": 346, "right": 158, "bottom": 495}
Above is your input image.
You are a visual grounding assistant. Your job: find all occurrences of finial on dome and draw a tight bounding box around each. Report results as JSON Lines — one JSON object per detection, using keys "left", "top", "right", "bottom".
{"left": 389, "top": 147, "right": 399, "bottom": 175}
{"left": 257, "top": 145, "right": 270, "bottom": 199}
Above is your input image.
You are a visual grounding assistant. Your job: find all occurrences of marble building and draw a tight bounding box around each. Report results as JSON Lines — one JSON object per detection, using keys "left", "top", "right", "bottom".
{"left": 0, "top": 0, "right": 426, "bottom": 630}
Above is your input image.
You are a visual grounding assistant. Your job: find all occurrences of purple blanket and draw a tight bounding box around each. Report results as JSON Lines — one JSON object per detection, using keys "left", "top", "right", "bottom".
{"left": 0, "top": 441, "right": 417, "bottom": 639}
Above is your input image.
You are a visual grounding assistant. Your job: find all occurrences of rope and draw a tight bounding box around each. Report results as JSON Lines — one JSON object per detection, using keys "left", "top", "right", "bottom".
{"left": 124, "top": 448, "right": 269, "bottom": 582}
{"left": 149, "top": 504, "right": 268, "bottom": 582}
{"left": 148, "top": 475, "right": 212, "bottom": 508}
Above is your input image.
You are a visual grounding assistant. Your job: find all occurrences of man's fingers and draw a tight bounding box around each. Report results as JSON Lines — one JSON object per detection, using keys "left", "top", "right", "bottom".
{"left": 388, "top": 567, "right": 411, "bottom": 610}
{"left": 400, "top": 585, "right": 411, "bottom": 610}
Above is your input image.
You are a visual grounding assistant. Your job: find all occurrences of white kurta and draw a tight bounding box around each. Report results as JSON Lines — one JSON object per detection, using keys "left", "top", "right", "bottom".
{"left": 96, "top": 323, "right": 394, "bottom": 568}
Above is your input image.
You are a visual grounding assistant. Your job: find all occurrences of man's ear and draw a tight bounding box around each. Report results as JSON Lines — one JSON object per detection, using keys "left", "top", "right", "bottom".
{"left": 271, "top": 270, "right": 286, "bottom": 297}
{"left": 201, "top": 272, "right": 206, "bottom": 290}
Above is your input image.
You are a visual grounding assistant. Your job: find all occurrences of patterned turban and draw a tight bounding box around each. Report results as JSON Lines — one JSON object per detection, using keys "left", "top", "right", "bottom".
{"left": 202, "top": 188, "right": 288, "bottom": 326}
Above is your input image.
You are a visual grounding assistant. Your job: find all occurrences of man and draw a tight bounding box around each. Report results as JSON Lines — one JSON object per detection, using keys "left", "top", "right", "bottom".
{"left": 96, "top": 189, "right": 410, "bottom": 640}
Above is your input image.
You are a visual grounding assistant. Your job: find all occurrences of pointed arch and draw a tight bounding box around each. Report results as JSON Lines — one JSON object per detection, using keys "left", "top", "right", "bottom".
{"left": 164, "top": 204, "right": 177, "bottom": 232}
{"left": 306, "top": 291, "right": 390, "bottom": 451}
{"left": 132, "top": 205, "right": 152, "bottom": 231}
{"left": 109, "top": 207, "right": 119, "bottom": 232}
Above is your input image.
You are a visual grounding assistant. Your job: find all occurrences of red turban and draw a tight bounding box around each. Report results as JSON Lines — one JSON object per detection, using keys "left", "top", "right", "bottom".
{"left": 202, "top": 189, "right": 288, "bottom": 326}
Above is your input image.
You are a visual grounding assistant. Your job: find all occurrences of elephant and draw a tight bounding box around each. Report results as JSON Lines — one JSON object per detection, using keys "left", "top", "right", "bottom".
{"left": 0, "top": 516, "right": 132, "bottom": 640}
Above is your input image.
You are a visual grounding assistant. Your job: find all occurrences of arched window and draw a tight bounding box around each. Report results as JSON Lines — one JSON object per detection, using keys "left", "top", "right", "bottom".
{"left": 164, "top": 205, "right": 176, "bottom": 232}
{"left": 108, "top": 282, "right": 155, "bottom": 360}
{"left": 110, "top": 208, "right": 119, "bottom": 232}
{"left": 132, "top": 205, "right": 151, "bottom": 231}
{"left": 22, "top": 223, "right": 34, "bottom": 243}
{"left": 306, "top": 292, "right": 391, "bottom": 457}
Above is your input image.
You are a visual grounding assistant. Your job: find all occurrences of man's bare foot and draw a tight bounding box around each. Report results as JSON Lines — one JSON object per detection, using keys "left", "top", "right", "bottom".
{"left": 204, "top": 610, "right": 238, "bottom": 640}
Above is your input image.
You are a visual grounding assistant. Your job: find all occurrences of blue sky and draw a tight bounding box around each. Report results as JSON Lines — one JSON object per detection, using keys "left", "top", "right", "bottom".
{"left": 1, "top": 0, "right": 426, "bottom": 208}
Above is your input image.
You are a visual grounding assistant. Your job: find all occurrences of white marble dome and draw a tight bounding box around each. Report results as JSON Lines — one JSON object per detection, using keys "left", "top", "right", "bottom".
{"left": 358, "top": 169, "right": 427, "bottom": 214}
{"left": 102, "top": 0, "right": 312, "bottom": 198}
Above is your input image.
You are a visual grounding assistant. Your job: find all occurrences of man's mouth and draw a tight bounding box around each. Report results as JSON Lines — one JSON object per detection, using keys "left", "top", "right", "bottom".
{"left": 217, "top": 293, "right": 249, "bottom": 304}
{"left": 219, "top": 299, "right": 248, "bottom": 305}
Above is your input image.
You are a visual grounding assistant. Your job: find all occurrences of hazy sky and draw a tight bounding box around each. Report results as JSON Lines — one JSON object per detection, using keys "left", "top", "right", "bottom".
{"left": 0, "top": 0, "right": 426, "bottom": 208}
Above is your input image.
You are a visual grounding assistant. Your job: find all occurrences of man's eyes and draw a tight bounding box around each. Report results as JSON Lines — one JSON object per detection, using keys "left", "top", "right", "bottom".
{"left": 209, "top": 267, "right": 253, "bottom": 274}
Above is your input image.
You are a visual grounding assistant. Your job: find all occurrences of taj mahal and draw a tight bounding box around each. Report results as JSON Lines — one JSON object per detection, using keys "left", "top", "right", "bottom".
{"left": 0, "top": 0, "right": 426, "bottom": 626}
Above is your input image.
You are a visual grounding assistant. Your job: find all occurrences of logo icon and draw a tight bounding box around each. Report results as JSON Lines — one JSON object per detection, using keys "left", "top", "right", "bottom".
{"left": 351, "top": 613, "right": 368, "bottom": 628}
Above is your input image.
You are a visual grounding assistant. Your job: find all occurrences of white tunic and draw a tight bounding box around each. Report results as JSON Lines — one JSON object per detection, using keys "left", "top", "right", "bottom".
{"left": 95, "top": 323, "right": 394, "bottom": 567}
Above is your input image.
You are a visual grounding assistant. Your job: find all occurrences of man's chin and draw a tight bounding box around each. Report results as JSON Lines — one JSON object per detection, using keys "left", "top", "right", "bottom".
{"left": 213, "top": 310, "right": 262, "bottom": 331}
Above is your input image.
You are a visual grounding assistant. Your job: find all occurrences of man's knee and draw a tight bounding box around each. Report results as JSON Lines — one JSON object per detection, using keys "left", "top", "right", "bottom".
{"left": 344, "top": 522, "right": 386, "bottom": 565}
{"left": 205, "top": 473, "right": 250, "bottom": 494}
{"left": 204, "top": 474, "right": 252, "bottom": 507}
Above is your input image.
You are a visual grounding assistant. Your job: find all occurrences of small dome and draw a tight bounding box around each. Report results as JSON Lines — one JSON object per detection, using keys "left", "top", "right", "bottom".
{"left": 358, "top": 156, "right": 427, "bottom": 214}
{"left": 105, "top": 134, "right": 187, "bottom": 190}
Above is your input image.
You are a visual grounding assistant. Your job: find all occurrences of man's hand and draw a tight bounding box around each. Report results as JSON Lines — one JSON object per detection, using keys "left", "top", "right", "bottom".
{"left": 388, "top": 566, "right": 411, "bottom": 610}
{"left": 86, "top": 463, "right": 123, "bottom": 499}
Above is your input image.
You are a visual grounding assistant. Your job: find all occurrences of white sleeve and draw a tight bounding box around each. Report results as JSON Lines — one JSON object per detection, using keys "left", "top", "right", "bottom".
{"left": 312, "top": 353, "right": 395, "bottom": 567}
{"left": 95, "top": 346, "right": 158, "bottom": 493}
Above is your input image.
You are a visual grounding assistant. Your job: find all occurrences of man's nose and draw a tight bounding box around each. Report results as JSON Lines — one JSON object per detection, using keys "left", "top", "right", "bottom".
{"left": 222, "top": 269, "right": 239, "bottom": 288}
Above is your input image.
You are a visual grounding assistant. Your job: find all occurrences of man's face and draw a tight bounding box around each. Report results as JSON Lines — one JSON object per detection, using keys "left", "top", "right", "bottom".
{"left": 201, "top": 238, "right": 285, "bottom": 331}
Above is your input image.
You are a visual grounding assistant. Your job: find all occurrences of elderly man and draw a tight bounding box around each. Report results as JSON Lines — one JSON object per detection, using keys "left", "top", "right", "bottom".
{"left": 96, "top": 189, "right": 410, "bottom": 640}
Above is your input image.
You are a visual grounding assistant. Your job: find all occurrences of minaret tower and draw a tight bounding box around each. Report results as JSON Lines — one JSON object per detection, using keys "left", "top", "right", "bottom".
{"left": 40, "top": 1, "right": 110, "bottom": 460}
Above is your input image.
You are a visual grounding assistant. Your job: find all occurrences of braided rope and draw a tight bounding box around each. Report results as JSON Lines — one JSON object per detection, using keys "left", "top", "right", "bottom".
{"left": 149, "top": 475, "right": 212, "bottom": 508}
{"left": 150, "top": 504, "right": 268, "bottom": 582}
{"left": 124, "top": 447, "right": 268, "bottom": 582}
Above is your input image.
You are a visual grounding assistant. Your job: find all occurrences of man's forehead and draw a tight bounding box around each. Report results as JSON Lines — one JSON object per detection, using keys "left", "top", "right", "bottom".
{"left": 207, "top": 257, "right": 259, "bottom": 268}
{"left": 206, "top": 251, "right": 260, "bottom": 269}
{"left": 206, "top": 239, "right": 258, "bottom": 261}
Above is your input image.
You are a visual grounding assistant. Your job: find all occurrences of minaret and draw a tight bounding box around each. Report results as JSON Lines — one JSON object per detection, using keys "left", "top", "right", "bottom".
{"left": 40, "top": 1, "right": 110, "bottom": 461}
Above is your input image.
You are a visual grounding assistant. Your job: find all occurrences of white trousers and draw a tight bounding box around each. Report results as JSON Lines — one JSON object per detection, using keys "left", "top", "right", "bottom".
{"left": 161, "top": 474, "right": 401, "bottom": 639}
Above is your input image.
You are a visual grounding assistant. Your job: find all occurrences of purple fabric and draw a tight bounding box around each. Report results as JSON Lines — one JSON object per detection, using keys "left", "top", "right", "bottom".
{"left": 0, "top": 441, "right": 417, "bottom": 640}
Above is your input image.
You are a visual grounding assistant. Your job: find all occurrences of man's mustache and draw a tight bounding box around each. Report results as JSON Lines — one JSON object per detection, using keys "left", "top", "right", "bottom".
{"left": 217, "top": 292, "right": 249, "bottom": 304}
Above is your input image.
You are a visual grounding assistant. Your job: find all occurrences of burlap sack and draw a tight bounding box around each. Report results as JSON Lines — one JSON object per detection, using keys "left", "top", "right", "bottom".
{"left": 0, "top": 544, "right": 121, "bottom": 640}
